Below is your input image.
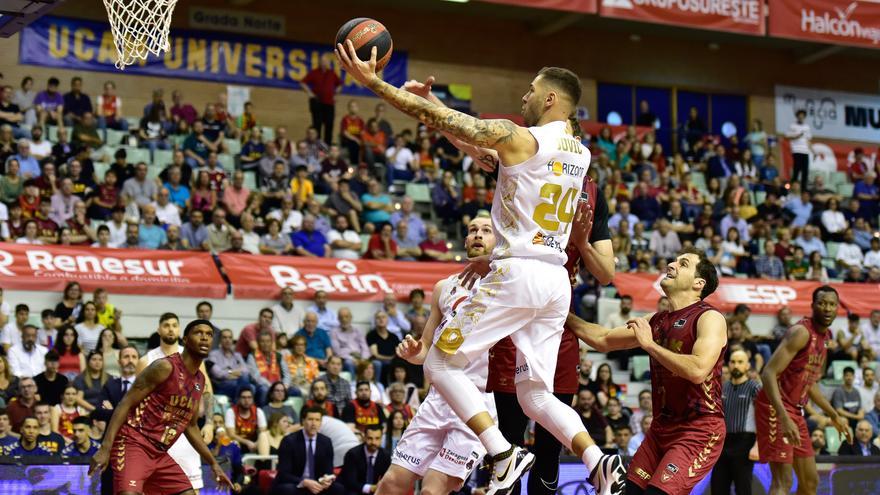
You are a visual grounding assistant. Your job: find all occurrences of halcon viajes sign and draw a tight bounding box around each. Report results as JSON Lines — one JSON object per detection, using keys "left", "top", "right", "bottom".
{"left": 769, "top": 0, "right": 880, "bottom": 49}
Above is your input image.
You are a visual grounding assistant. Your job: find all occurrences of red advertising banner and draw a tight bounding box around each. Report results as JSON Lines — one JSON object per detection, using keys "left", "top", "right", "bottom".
{"left": 219, "top": 254, "right": 462, "bottom": 302}
{"left": 478, "top": 0, "right": 597, "bottom": 13}
{"left": 769, "top": 0, "right": 880, "bottom": 49}
{"left": 599, "top": 0, "right": 765, "bottom": 36}
{"left": 779, "top": 139, "right": 877, "bottom": 178}
{"left": 613, "top": 272, "right": 878, "bottom": 316}
{"left": 0, "top": 243, "right": 226, "bottom": 298}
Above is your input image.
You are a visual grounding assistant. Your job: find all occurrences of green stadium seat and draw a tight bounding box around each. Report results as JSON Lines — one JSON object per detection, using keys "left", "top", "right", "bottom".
{"left": 406, "top": 183, "right": 431, "bottom": 203}
{"left": 754, "top": 190, "right": 766, "bottom": 206}
{"left": 690, "top": 172, "right": 706, "bottom": 191}
{"left": 170, "top": 135, "right": 187, "bottom": 150}
{"left": 125, "top": 117, "right": 140, "bottom": 129}
{"left": 340, "top": 371, "right": 353, "bottom": 383}
{"left": 262, "top": 126, "right": 275, "bottom": 141}
{"left": 123, "top": 147, "right": 151, "bottom": 165}
{"left": 93, "top": 162, "right": 111, "bottom": 180}
{"left": 46, "top": 125, "right": 73, "bottom": 142}
{"left": 153, "top": 149, "right": 174, "bottom": 167}
{"left": 313, "top": 194, "right": 328, "bottom": 205}
{"left": 830, "top": 171, "right": 848, "bottom": 187}
{"left": 360, "top": 234, "right": 371, "bottom": 254}
{"left": 218, "top": 153, "right": 236, "bottom": 172}
{"left": 106, "top": 129, "right": 127, "bottom": 146}
{"left": 837, "top": 183, "right": 854, "bottom": 197}
{"left": 824, "top": 426, "right": 841, "bottom": 454}
{"left": 243, "top": 171, "right": 258, "bottom": 191}
{"left": 832, "top": 360, "right": 858, "bottom": 381}
{"left": 146, "top": 164, "right": 162, "bottom": 181}
{"left": 826, "top": 242, "right": 840, "bottom": 260}
{"left": 808, "top": 169, "right": 828, "bottom": 185}
{"left": 631, "top": 355, "right": 650, "bottom": 382}
{"left": 285, "top": 396, "right": 304, "bottom": 417}
{"left": 225, "top": 138, "right": 242, "bottom": 155}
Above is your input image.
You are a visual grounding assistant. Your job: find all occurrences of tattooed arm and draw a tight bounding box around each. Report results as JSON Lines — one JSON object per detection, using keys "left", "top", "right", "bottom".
{"left": 336, "top": 42, "right": 535, "bottom": 166}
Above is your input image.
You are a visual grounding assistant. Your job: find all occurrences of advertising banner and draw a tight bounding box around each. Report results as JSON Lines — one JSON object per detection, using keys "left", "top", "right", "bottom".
{"left": 479, "top": 0, "right": 597, "bottom": 13}
{"left": 0, "top": 243, "right": 227, "bottom": 298}
{"left": 219, "top": 254, "right": 462, "bottom": 302}
{"left": 776, "top": 85, "right": 880, "bottom": 145}
{"left": 599, "top": 0, "right": 765, "bottom": 36}
{"left": 19, "top": 16, "right": 408, "bottom": 96}
{"left": 768, "top": 0, "right": 880, "bottom": 49}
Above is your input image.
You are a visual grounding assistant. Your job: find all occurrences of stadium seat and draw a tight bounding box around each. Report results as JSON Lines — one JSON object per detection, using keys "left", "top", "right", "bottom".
{"left": 214, "top": 394, "right": 230, "bottom": 413}
{"left": 169, "top": 134, "right": 187, "bottom": 149}
{"left": 313, "top": 194, "right": 328, "bottom": 205}
{"left": 106, "top": 129, "right": 127, "bottom": 146}
{"left": 831, "top": 360, "right": 858, "bottom": 381}
{"left": 284, "top": 396, "right": 304, "bottom": 417}
{"left": 359, "top": 234, "right": 370, "bottom": 254}
{"left": 123, "top": 147, "right": 151, "bottom": 165}
{"left": 405, "top": 183, "right": 431, "bottom": 203}
{"left": 225, "top": 138, "right": 241, "bottom": 155}
{"left": 808, "top": 169, "right": 828, "bottom": 185}
{"left": 826, "top": 242, "right": 840, "bottom": 260}
{"left": 261, "top": 126, "right": 275, "bottom": 141}
{"left": 243, "top": 170, "right": 258, "bottom": 191}
{"left": 218, "top": 153, "right": 236, "bottom": 172}
{"left": 340, "top": 371, "right": 353, "bottom": 383}
{"left": 830, "top": 171, "right": 848, "bottom": 187}
{"left": 125, "top": 117, "right": 140, "bottom": 129}
{"left": 93, "top": 162, "right": 111, "bottom": 180}
{"left": 153, "top": 149, "right": 174, "bottom": 167}
{"left": 630, "top": 355, "right": 650, "bottom": 382}
{"left": 824, "top": 426, "right": 841, "bottom": 454}
{"left": 754, "top": 190, "right": 766, "bottom": 206}
{"left": 690, "top": 172, "right": 706, "bottom": 191}
{"left": 837, "top": 183, "right": 854, "bottom": 197}
{"left": 146, "top": 164, "right": 162, "bottom": 181}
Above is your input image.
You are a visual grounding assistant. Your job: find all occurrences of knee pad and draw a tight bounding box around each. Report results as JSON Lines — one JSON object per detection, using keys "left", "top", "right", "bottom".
{"left": 515, "top": 380, "right": 552, "bottom": 418}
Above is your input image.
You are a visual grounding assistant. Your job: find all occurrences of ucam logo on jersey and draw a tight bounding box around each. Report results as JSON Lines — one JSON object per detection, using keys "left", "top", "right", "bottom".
{"left": 0, "top": 243, "right": 226, "bottom": 297}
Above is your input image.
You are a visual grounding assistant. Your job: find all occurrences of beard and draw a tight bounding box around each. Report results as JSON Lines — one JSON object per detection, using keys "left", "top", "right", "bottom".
{"left": 730, "top": 369, "right": 744, "bottom": 379}
{"left": 161, "top": 334, "right": 179, "bottom": 346}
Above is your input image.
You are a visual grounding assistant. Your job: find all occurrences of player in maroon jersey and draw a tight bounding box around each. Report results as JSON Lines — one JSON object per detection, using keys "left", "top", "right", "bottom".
{"left": 487, "top": 171, "right": 614, "bottom": 495}
{"left": 567, "top": 248, "right": 728, "bottom": 495}
{"left": 88, "top": 319, "right": 236, "bottom": 494}
{"left": 756, "top": 286, "right": 849, "bottom": 495}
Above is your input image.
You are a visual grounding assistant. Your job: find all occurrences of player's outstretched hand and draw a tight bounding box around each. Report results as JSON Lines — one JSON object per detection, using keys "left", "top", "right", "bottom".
{"left": 627, "top": 318, "right": 653, "bottom": 349}
{"left": 211, "top": 462, "right": 239, "bottom": 493}
{"left": 397, "top": 335, "right": 423, "bottom": 362}
{"left": 833, "top": 415, "right": 853, "bottom": 444}
{"left": 88, "top": 447, "right": 109, "bottom": 476}
{"left": 402, "top": 76, "right": 436, "bottom": 99}
{"left": 568, "top": 201, "right": 594, "bottom": 251}
{"left": 336, "top": 40, "right": 378, "bottom": 87}
{"left": 781, "top": 414, "right": 801, "bottom": 448}
{"left": 459, "top": 255, "right": 491, "bottom": 290}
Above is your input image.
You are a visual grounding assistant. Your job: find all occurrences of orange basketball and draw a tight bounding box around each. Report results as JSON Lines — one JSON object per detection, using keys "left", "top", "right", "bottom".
{"left": 335, "top": 18, "right": 393, "bottom": 71}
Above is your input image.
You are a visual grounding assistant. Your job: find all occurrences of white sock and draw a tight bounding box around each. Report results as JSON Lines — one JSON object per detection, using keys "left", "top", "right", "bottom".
{"left": 582, "top": 444, "right": 604, "bottom": 472}
{"left": 479, "top": 427, "right": 512, "bottom": 457}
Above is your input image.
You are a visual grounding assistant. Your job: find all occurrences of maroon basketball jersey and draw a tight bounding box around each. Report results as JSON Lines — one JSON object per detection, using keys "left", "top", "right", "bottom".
{"left": 648, "top": 301, "right": 725, "bottom": 422}
{"left": 766, "top": 317, "right": 829, "bottom": 409}
{"left": 486, "top": 178, "right": 597, "bottom": 395}
{"left": 124, "top": 353, "right": 205, "bottom": 449}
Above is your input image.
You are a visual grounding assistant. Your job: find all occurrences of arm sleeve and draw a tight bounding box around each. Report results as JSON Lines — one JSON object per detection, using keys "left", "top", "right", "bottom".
{"left": 589, "top": 190, "right": 611, "bottom": 243}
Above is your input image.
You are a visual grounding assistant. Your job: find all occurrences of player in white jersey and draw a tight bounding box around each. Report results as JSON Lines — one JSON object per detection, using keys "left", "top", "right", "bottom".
{"left": 337, "top": 43, "right": 624, "bottom": 495}
{"left": 377, "top": 216, "right": 497, "bottom": 495}
{"left": 136, "top": 312, "right": 213, "bottom": 493}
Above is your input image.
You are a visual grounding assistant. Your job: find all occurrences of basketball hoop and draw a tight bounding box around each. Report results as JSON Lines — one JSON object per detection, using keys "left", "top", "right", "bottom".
{"left": 102, "top": 0, "right": 178, "bottom": 70}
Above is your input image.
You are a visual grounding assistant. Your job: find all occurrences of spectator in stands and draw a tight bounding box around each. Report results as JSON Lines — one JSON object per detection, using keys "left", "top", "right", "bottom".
{"left": 343, "top": 381, "right": 386, "bottom": 434}
{"left": 0, "top": 158, "right": 22, "bottom": 204}
{"left": 331, "top": 309, "right": 369, "bottom": 376}
{"left": 340, "top": 423, "right": 389, "bottom": 495}
{"left": 121, "top": 162, "right": 157, "bottom": 209}
{"left": 795, "top": 225, "right": 827, "bottom": 257}
{"left": 34, "top": 401, "right": 64, "bottom": 454}
{"left": 274, "top": 405, "right": 343, "bottom": 495}
{"left": 73, "top": 350, "right": 108, "bottom": 412}
{"left": 292, "top": 214, "right": 330, "bottom": 258}
{"left": 49, "top": 177, "right": 82, "bottom": 227}
{"left": 248, "top": 330, "right": 293, "bottom": 405}
{"left": 138, "top": 104, "right": 170, "bottom": 157}
{"left": 169, "top": 90, "right": 196, "bottom": 126}
{"left": 809, "top": 428, "right": 829, "bottom": 456}
{"left": 237, "top": 308, "right": 276, "bottom": 358}
{"left": 62, "top": 416, "right": 101, "bottom": 457}
{"left": 647, "top": 219, "right": 680, "bottom": 263}
{"left": 836, "top": 228, "right": 864, "bottom": 274}
{"left": 290, "top": 140, "right": 320, "bottom": 180}
{"left": 785, "top": 246, "right": 809, "bottom": 280}
{"left": 362, "top": 179, "right": 393, "bottom": 229}
{"left": 269, "top": 287, "right": 303, "bottom": 336}
{"left": 392, "top": 220, "right": 422, "bottom": 261}
{"left": 96, "top": 81, "right": 126, "bottom": 134}
{"left": 327, "top": 214, "right": 361, "bottom": 260}
{"left": 296, "top": 312, "right": 333, "bottom": 367}
{"left": 209, "top": 329, "right": 251, "bottom": 399}
{"left": 367, "top": 311, "right": 399, "bottom": 383}
{"left": 838, "top": 420, "right": 880, "bottom": 456}
{"left": 784, "top": 189, "right": 813, "bottom": 228}
{"left": 302, "top": 53, "right": 342, "bottom": 142}
{"left": 866, "top": 392, "right": 880, "bottom": 436}
{"left": 306, "top": 379, "right": 338, "bottom": 418}
{"left": 220, "top": 171, "right": 248, "bottom": 226}
{"left": 53, "top": 327, "right": 82, "bottom": 381}
{"left": 72, "top": 113, "right": 103, "bottom": 151}
{"left": 1, "top": 303, "right": 29, "bottom": 351}
{"left": 74, "top": 301, "right": 105, "bottom": 354}
{"left": 608, "top": 200, "right": 638, "bottom": 236}
{"left": 191, "top": 168, "right": 218, "bottom": 217}
{"left": 305, "top": 290, "right": 338, "bottom": 334}
{"left": 120, "top": 221, "right": 141, "bottom": 249}
{"left": 576, "top": 389, "right": 612, "bottom": 448}
{"left": 257, "top": 411, "right": 292, "bottom": 458}
{"left": 858, "top": 367, "right": 879, "bottom": 410}
{"left": 7, "top": 324, "right": 47, "bottom": 379}
{"left": 361, "top": 119, "right": 387, "bottom": 172}
{"left": 62, "top": 77, "right": 92, "bottom": 125}
{"left": 268, "top": 195, "right": 303, "bottom": 235}
{"left": 385, "top": 134, "right": 415, "bottom": 184}
{"left": 206, "top": 207, "right": 232, "bottom": 253}
{"left": 260, "top": 217, "right": 295, "bottom": 255}
{"left": 239, "top": 213, "right": 260, "bottom": 254}
{"left": 6, "top": 374, "right": 36, "bottom": 432}
{"left": 13, "top": 140, "right": 39, "bottom": 179}
{"left": 324, "top": 179, "right": 362, "bottom": 233}
{"left": 432, "top": 170, "right": 460, "bottom": 227}
{"left": 201, "top": 103, "right": 227, "bottom": 149}
{"left": 340, "top": 100, "right": 365, "bottom": 165}
{"left": 182, "top": 120, "right": 213, "bottom": 170}
{"left": 861, "top": 311, "right": 880, "bottom": 357}
{"left": 390, "top": 196, "right": 426, "bottom": 242}
{"left": 380, "top": 293, "right": 411, "bottom": 340}
{"left": 0, "top": 126, "right": 17, "bottom": 165}
{"left": 257, "top": 142, "right": 284, "bottom": 183}
{"left": 226, "top": 386, "right": 266, "bottom": 453}
{"left": 854, "top": 173, "right": 879, "bottom": 222}
{"left": 96, "top": 345, "right": 137, "bottom": 413}
{"left": 805, "top": 251, "right": 829, "bottom": 284}
{"left": 34, "top": 77, "right": 63, "bottom": 126}
{"left": 833, "top": 366, "right": 866, "bottom": 430}
{"left": 0, "top": 85, "right": 24, "bottom": 139}
{"left": 419, "top": 224, "right": 453, "bottom": 262}
{"left": 785, "top": 109, "right": 812, "bottom": 191}
{"left": 290, "top": 165, "right": 315, "bottom": 210}
{"left": 755, "top": 240, "right": 785, "bottom": 280}
{"left": 405, "top": 289, "right": 430, "bottom": 326}
{"left": 34, "top": 350, "right": 67, "bottom": 406}
{"left": 8, "top": 416, "right": 51, "bottom": 455}
{"left": 180, "top": 209, "right": 208, "bottom": 250}
{"left": 284, "top": 333, "right": 320, "bottom": 398}
{"left": 135, "top": 204, "right": 165, "bottom": 249}
{"left": 152, "top": 187, "right": 181, "bottom": 227}
{"left": 263, "top": 381, "right": 299, "bottom": 427}
{"left": 27, "top": 126, "right": 51, "bottom": 161}
{"left": 365, "top": 223, "right": 397, "bottom": 260}
{"left": 720, "top": 206, "right": 750, "bottom": 243}
{"left": 161, "top": 225, "right": 185, "bottom": 250}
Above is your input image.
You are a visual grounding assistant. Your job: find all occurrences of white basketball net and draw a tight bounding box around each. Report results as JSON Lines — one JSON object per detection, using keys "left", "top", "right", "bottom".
{"left": 102, "top": 0, "right": 179, "bottom": 70}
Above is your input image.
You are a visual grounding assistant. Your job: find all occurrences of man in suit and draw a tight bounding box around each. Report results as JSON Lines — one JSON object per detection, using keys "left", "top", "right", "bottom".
{"left": 274, "top": 406, "right": 344, "bottom": 495}
{"left": 838, "top": 420, "right": 880, "bottom": 456}
{"left": 98, "top": 345, "right": 139, "bottom": 412}
{"left": 340, "top": 424, "right": 390, "bottom": 495}
{"left": 707, "top": 143, "right": 732, "bottom": 181}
